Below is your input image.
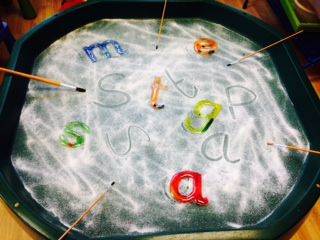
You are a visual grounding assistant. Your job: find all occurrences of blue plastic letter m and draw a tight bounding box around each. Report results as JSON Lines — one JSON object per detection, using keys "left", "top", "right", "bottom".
{"left": 83, "top": 40, "right": 126, "bottom": 63}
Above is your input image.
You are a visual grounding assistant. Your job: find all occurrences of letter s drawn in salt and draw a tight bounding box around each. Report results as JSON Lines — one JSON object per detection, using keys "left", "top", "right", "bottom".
{"left": 165, "top": 70, "right": 198, "bottom": 98}
{"left": 201, "top": 133, "right": 240, "bottom": 163}
{"left": 226, "top": 85, "right": 257, "bottom": 120}
{"left": 105, "top": 125, "right": 150, "bottom": 156}
{"left": 94, "top": 73, "right": 131, "bottom": 108}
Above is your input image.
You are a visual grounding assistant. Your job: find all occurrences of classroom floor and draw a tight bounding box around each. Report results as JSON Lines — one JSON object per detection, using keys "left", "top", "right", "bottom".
{"left": 0, "top": 0, "right": 319, "bottom": 239}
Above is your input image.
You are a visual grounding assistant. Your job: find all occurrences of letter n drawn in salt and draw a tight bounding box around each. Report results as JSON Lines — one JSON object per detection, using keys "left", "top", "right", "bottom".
{"left": 83, "top": 40, "right": 126, "bottom": 63}
{"left": 226, "top": 85, "right": 257, "bottom": 120}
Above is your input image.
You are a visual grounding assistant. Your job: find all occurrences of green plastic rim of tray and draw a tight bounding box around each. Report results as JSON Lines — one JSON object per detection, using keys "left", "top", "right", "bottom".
{"left": 281, "top": 0, "right": 320, "bottom": 31}
{"left": 0, "top": 0, "right": 319, "bottom": 239}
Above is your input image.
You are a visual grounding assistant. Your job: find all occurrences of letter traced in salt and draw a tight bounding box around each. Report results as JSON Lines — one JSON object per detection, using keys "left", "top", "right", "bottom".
{"left": 11, "top": 19, "right": 308, "bottom": 237}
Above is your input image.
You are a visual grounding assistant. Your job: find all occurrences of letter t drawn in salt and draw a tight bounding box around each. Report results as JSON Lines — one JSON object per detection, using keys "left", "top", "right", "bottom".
{"left": 169, "top": 171, "right": 209, "bottom": 206}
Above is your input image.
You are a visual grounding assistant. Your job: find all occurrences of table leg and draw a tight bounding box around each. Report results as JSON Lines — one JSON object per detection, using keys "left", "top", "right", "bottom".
{"left": 0, "top": 20, "right": 16, "bottom": 53}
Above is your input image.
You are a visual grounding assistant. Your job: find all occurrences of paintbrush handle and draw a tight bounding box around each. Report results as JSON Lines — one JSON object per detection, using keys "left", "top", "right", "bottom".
{"left": 239, "top": 30, "right": 304, "bottom": 63}
{"left": 58, "top": 192, "right": 107, "bottom": 240}
{"left": 287, "top": 145, "right": 320, "bottom": 155}
{"left": 0, "top": 67, "right": 61, "bottom": 87}
{"left": 156, "top": 0, "right": 168, "bottom": 49}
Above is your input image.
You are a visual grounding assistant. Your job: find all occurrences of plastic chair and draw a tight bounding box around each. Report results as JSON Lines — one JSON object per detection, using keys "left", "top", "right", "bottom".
{"left": 243, "top": 0, "right": 249, "bottom": 9}
{"left": 0, "top": 0, "right": 37, "bottom": 20}
{"left": 268, "top": 0, "right": 320, "bottom": 68}
{"left": 59, "top": 0, "right": 87, "bottom": 12}
{"left": 0, "top": 19, "right": 15, "bottom": 53}
{"left": 18, "top": 0, "right": 37, "bottom": 19}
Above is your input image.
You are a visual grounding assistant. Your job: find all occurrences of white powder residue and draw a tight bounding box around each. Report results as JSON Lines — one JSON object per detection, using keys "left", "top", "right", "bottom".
{"left": 11, "top": 19, "right": 308, "bottom": 237}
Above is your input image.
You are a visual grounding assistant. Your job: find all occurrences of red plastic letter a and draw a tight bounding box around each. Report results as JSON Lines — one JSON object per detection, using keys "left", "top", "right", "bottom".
{"left": 170, "top": 171, "right": 209, "bottom": 206}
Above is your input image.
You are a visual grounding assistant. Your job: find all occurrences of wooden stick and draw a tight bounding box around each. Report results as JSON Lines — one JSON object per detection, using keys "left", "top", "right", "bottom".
{"left": 0, "top": 67, "right": 86, "bottom": 92}
{"left": 267, "top": 142, "right": 320, "bottom": 155}
{"left": 227, "top": 30, "right": 304, "bottom": 66}
{"left": 58, "top": 182, "right": 114, "bottom": 239}
{"left": 155, "top": 0, "right": 168, "bottom": 50}
{"left": 58, "top": 192, "right": 107, "bottom": 240}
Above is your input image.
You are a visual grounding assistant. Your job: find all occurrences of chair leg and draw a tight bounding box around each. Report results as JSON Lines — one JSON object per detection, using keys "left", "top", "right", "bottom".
{"left": 17, "top": 0, "right": 37, "bottom": 20}
{"left": 242, "top": 0, "right": 249, "bottom": 9}
{"left": 303, "top": 56, "right": 320, "bottom": 69}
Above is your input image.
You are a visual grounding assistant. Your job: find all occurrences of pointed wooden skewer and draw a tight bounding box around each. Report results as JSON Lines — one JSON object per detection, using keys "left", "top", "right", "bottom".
{"left": 58, "top": 182, "right": 115, "bottom": 240}
{"left": 156, "top": 0, "right": 168, "bottom": 50}
{"left": 267, "top": 142, "right": 320, "bottom": 155}
{"left": 227, "top": 30, "right": 304, "bottom": 66}
{"left": 0, "top": 67, "right": 86, "bottom": 92}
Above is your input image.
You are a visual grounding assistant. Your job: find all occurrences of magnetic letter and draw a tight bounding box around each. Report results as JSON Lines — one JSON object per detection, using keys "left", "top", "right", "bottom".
{"left": 59, "top": 121, "right": 90, "bottom": 148}
{"left": 183, "top": 100, "right": 222, "bottom": 134}
{"left": 170, "top": 171, "right": 209, "bottom": 206}
{"left": 83, "top": 40, "right": 126, "bottom": 63}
